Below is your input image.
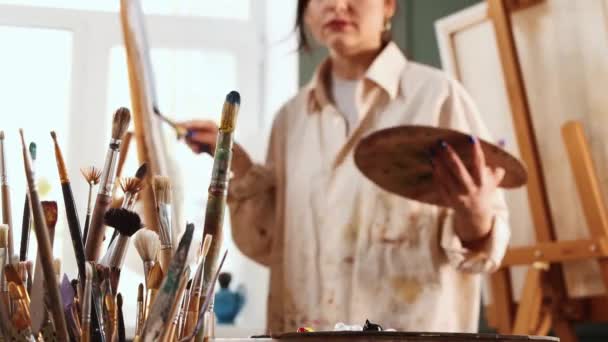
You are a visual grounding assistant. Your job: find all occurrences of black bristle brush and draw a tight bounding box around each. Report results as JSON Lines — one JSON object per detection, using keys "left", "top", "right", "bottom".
{"left": 101, "top": 208, "right": 143, "bottom": 290}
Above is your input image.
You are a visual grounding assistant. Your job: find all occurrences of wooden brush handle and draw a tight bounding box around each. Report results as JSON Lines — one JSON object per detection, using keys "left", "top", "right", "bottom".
{"left": 182, "top": 308, "right": 199, "bottom": 338}
{"left": 159, "top": 246, "right": 173, "bottom": 274}
{"left": 1, "top": 184, "right": 14, "bottom": 260}
{"left": 85, "top": 194, "right": 112, "bottom": 261}
{"left": 28, "top": 190, "right": 69, "bottom": 341}
{"left": 82, "top": 322, "right": 91, "bottom": 342}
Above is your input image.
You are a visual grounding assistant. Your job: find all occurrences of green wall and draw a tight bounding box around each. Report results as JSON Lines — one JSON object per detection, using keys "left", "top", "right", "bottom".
{"left": 298, "top": 0, "right": 481, "bottom": 85}
{"left": 297, "top": 0, "right": 608, "bottom": 340}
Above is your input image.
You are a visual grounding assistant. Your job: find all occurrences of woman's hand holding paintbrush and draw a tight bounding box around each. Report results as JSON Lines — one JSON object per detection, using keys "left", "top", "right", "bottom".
{"left": 179, "top": 120, "right": 253, "bottom": 179}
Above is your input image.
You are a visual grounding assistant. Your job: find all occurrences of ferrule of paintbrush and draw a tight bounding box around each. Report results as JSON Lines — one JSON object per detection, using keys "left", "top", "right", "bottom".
{"left": 85, "top": 108, "right": 130, "bottom": 263}
{"left": 153, "top": 175, "right": 173, "bottom": 274}
{"left": 201, "top": 91, "right": 240, "bottom": 294}
{"left": 18, "top": 129, "right": 69, "bottom": 342}
{"left": 0, "top": 131, "right": 14, "bottom": 263}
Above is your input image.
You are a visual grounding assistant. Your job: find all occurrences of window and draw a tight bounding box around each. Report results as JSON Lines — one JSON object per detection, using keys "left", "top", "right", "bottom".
{"left": 0, "top": 0, "right": 297, "bottom": 336}
{"left": 0, "top": 0, "right": 250, "bottom": 18}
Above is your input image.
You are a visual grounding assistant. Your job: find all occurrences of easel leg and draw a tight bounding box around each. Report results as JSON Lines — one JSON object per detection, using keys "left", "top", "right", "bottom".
{"left": 553, "top": 317, "right": 578, "bottom": 342}
{"left": 490, "top": 270, "right": 513, "bottom": 333}
{"left": 513, "top": 266, "right": 544, "bottom": 335}
{"left": 535, "top": 310, "right": 552, "bottom": 336}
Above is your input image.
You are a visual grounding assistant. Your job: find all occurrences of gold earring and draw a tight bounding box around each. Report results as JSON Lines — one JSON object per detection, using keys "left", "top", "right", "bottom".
{"left": 384, "top": 18, "right": 392, "bottom": 32}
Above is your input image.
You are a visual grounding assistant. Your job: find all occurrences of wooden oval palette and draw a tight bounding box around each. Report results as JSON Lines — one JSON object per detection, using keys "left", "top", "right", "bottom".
{"left": 354, "top": 125, "right": 528, "bottom": 206}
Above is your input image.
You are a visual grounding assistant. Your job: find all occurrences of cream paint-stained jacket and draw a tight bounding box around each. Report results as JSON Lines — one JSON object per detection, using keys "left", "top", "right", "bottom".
{"left": 228, "top": 42, "right": 510, "bottom": 334}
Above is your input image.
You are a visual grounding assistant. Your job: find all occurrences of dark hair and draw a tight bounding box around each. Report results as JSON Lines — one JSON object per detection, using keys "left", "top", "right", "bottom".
{"left": 295, "top": 0, "right": 312, "bottom": 52}
{"left": 295, "top": 0, "right": 395, "bottom": 52}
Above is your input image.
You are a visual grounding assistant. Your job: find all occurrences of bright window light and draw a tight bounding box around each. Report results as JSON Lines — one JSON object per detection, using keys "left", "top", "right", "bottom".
{"left": 0, "top": 0, "right": 250, "bottom": 19}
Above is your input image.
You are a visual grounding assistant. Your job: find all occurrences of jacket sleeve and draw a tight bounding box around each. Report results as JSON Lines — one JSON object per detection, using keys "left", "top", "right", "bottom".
{"left": 227, "top": 107, "right": 286, "bottom": 267}
{"left": 437, "top": 79, "right": 511, "bottom": 274}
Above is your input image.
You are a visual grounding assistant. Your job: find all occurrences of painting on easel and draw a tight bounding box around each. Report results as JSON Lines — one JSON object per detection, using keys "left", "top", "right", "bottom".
{"left": 437, "top": 0, "right": 608, "bottom": 340}
{"left": 119, "top": 0, "right": 184, "bottom": 239}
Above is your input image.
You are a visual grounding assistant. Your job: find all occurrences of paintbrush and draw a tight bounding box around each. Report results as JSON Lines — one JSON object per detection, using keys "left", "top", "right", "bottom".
{"left": 202, "top": 91, "right": 240, "bottom": 304}
{"left": 175, "top": 280, "right": 191, "bottom": 340}
{"left": 16, "top": 262, "right": 28, "bottom": 289}
{"left": 117, "top": 293, "right": 126, "bottom": 342}
{"left": 153, "top": 176, "right": 173, "bottom": 273}
{"left": 30, "top": 201, "right": 57, "bottom": 333}
{"left": 82, "top": 262, "right": 93, "bottom": 342}
{"left": 180, "top": 250, "right": 228, "bottom": 342}
{"left": 120, "top": 177, "right": 144, "bottom": 209}
{"left": 81, "top": 166, "right": 102, "bottom": 243}
{"left": 135, "top": 283, "right": 144, "bottom": 337}
{"left": 108, "top": 163, "right": 147, "bottom": 246}
{"left": 101, "top": 208, "right": 143, "bottom": 279}
{"left": 104, "top": 291, "right": 117, "bottom": 342}
{"left": 18, "top": 129, "right": 69, "bottom": 341}
{"left": 60, "top": 274, "right": 80, "bottom": 342}
{"left": 144, "top": 263, "right": 163, "bottom": 323}
{"left": 0, "top": 131, "right": 14, "bottom": 264}
{"left": 25, "top": 261, "right": 33, "bottom": 295}
{"left": 96, "top": 264, "right": 112, "bottom": 340}
{"left": 0, "top": 225, "right": 9, "bottom": 311}
{"left": 5, "top": 264, "right": 30, "bottom": 330}
{"left": 6, "top": 267, "right": 33, "bottom": 340}
{"left": 161, "top": 266, "right": 190, "bottom": 342}
{"left": 51, "top": 131, "right": 87, "bottom": 282}
{"left": 153, "top": 107, "right": 188, "bottom": 139}
{"left": 141, "top": 223, "right": 194, "bottom": 342}
{"left": 115, "top": 131, "right": 133, "bottom": 183}
{"left": 19, "top": 142, "right": 36, "bottom": 264}
{"left": 85, "top": 107, "right": 131, "bottom": 262}
{"left": 8, "top": 282, "right": 33, "bottom": 336}
{"left": 183, "top": 234, "right": 212, "bottom": 337}
{"left": 133, "top": 229, "right": 160, "bottom": 284}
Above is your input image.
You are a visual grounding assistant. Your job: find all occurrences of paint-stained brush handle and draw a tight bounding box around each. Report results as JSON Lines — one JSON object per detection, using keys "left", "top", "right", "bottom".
{"left": 19, "top": 130, "right": 69, "bottom": 342}
{"left": 85, "top": 194, "right": 112, "bottom": 261}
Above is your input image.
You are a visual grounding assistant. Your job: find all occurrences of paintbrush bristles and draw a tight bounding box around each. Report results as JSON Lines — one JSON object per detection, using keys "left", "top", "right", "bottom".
{"left": 153, "top": 176, "right": 172, "bottom": 205}
{"left": 134, "top": 229, "right": 160, "bottom": 262}
{"left": 0, "top": 225, "right": 7, "bottom": 248}
{"left": 104, "top": 208, "right": 143, "bottom": 237}
{"left": 81, "top": 167, "right": 102, "bottom": 185}
{"left": 120, "top": 177, "right": 144, "bottom": 195}
{"left": 0, "top": 131, "right": 3, "bottom": 140}
{"left": 135, "top": 163, "right": 148, "bottom": 180}
{"left": 112, "top": 108, "right": 131, "bottom": 140}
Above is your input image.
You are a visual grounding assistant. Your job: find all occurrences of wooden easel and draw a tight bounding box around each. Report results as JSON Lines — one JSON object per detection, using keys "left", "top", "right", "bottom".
{"left": 485, "top": 1, "right": 608, "bottom": 341}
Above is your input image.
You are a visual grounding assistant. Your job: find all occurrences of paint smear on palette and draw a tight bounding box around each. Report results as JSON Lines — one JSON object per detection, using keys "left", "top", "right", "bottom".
{"left": 391, "top": 277, "right": 423, "bottom": 304}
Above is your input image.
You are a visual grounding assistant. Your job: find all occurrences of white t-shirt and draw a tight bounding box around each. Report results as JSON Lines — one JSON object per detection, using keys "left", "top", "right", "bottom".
{"left": 331, "top": 75, "right": 360, "bottom": 133}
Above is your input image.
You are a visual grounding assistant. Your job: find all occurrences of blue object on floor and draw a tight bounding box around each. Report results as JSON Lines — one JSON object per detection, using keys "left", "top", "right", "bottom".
{"left": 214, "top": 272, "right": 245, "bottom": 324}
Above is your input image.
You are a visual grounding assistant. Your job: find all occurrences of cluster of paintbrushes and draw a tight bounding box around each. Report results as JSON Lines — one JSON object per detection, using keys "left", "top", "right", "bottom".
{"left": 0, "top": 96, "right": 236, "bottom": 341}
